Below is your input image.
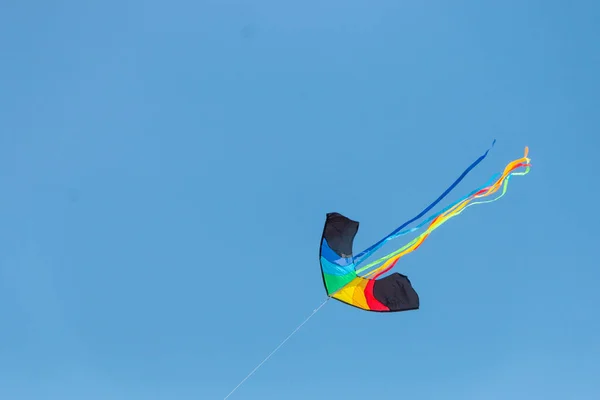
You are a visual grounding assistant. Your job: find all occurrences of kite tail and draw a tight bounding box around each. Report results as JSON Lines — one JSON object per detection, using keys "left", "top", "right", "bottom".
{"left": 357, "top": 147, "right": 531, "bottom": 279}
{"left": 353, "top": 139, "right": 497, "bottom": 267}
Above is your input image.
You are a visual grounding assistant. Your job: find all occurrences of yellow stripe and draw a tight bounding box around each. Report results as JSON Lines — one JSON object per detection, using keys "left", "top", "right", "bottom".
{"left": 332, "top": 277, "right": 370, "bottom": 310}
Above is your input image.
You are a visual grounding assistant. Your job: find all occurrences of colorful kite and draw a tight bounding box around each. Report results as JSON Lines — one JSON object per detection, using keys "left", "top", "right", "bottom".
{"left": 319, "top": 142, "right": 531, "bottom": 312}
{"left": 224, "top": 141, "right": 531, "bottom": 399}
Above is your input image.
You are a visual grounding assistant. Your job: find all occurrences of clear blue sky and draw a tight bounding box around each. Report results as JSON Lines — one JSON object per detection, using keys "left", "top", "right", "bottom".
{"left": 1, "top": 1, "right": 599, "bottom": 399}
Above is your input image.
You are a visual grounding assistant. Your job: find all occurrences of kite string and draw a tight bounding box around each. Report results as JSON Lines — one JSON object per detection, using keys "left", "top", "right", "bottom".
{"left": 223, "top": 297, "right": 330, "bottom": 400}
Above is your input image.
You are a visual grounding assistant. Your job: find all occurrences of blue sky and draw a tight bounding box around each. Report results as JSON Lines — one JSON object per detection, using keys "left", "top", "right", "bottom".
{"left": 1, "top": 1, "right": 599, "bottom": 399}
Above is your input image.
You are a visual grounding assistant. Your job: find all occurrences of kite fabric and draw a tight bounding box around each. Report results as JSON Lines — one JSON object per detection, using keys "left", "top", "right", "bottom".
{"left": 319, "top": 144, "right": 531, "bottom": 312}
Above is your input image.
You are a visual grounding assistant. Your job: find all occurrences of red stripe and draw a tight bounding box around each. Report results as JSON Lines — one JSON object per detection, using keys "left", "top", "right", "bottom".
{"left": 364, "top": 279, "right": 389, "bottom": 311}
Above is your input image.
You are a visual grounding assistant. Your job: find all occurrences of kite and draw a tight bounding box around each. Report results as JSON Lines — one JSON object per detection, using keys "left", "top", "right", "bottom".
{"left": 224, "top": 141, "right": 531, "bottom": 399}
{"left": 319, "top": 141, "right": 531, "bottom": 312}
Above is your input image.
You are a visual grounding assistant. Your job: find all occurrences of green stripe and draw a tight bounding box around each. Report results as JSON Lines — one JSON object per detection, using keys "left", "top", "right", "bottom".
{"left": 323, "top": 271, "right": 356, "bottom": 295}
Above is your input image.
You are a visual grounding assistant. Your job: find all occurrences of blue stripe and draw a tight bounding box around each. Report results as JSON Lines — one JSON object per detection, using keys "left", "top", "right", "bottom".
{"left": 320, "top": 239, "right": 353, "bottom": 266}
{"left": 320, "top": 257, "right": 356, "bottom": 276}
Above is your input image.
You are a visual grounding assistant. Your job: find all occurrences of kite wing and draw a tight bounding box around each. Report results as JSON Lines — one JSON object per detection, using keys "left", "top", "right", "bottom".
{"left": 319, "top": 212, "right": 420, "bottom": 312}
